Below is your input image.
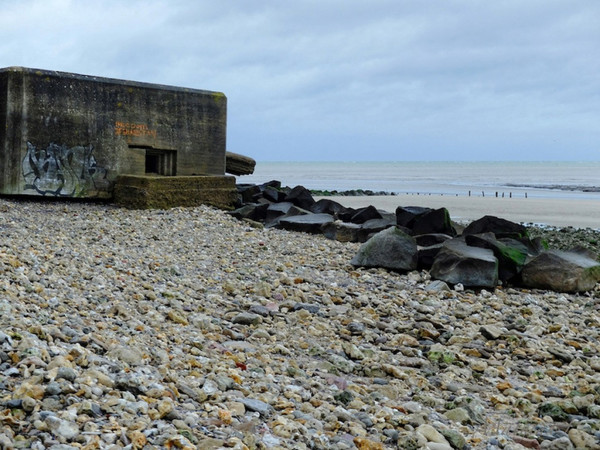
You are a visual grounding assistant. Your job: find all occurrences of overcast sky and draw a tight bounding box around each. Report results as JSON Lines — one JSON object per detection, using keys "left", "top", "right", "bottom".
{"left": 1, "top": 1, "right": 599, "bottom": 161}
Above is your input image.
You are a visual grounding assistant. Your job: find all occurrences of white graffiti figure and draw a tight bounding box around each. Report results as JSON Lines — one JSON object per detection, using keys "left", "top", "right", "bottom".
{"left": 22, "top": 142, "right": 109, "bottom": 196}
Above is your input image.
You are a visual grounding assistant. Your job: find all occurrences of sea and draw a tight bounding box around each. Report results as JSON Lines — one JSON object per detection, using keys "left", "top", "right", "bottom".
{"left": 238, "top": 161, "right": 600, "bottom": 200}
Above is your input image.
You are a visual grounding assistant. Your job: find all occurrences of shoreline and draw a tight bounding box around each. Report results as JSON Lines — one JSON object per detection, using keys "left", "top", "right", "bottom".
{"left": 317, "top": 194, "right": 600, "bottom": 229}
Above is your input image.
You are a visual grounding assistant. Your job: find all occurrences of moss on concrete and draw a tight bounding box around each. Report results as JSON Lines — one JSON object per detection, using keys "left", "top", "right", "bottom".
{"left": 113, "top": 175, "right": 237, "bottom": 210}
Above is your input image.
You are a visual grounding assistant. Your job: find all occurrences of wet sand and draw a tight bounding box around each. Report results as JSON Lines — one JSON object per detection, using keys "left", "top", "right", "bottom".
{"left": 319, "top": 194, "right": 600, "bottom": 229}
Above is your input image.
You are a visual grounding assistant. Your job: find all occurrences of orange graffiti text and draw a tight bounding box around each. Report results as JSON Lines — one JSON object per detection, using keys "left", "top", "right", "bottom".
{"left": 115, "top": 122, "right": 157, "bottom": 139}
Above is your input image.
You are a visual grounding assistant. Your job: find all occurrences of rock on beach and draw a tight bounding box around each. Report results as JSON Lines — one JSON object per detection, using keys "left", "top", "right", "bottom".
{"left": 0, "top": 198, "right": 600, "bottom": 449}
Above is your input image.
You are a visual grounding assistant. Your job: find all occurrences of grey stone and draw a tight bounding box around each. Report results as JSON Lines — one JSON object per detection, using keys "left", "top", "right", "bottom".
{"left": 430, "top": 238, "right": 499, "bottom": 288}
{"left": 56, "top": 367, "right": 77, "bottom": 382}
{"left": 292, "top": 303, "right": 320, "bottom": 314}
{"left": 266, "top": 205, "right": 312, "bottom": 228}
{"left": 480, "top": 325, "right": 504, "bottom": 340}
{"left": 540, "top": 436, "right": 574, "bottom": 449}
{"left": 414, "top": 233, "right": 453, "bottom": 247}
{"left": 440, "top": 429, "right": 467, "bottom": 449}
{"left": 0, "top": 332, "right": 12, "bottom": 345}
{"left": 462, "top": 215, "right": 528, "bottom": 239}
{"left": 106, "top": 345, "right": 144, "bottom": 366}
{"left": 351, "top": 226, "right": 418, "bottom": 271}
{"left": 248, "top": 304, "right": 271, "bottom": 317}
{"left": 264, "top": 202, "right": 295, "bottom": 224}
{"left": 232, "top": 312, "right": 262, "bottom": 326}
{"left": 396, "top": 206, "right": 432, "bottom": 228}
{"left": 500, "top": 236, "right": 546, "bottom": 258}
{"left": 237, "top": 184, "right": 262, "bottom": 203}
{"left": 349, "top": 205, "right": 382, "bottom": 224}
{"left": 45, "top": 382, "right": 62, "bottom": 396}
{"left": 342, "top": 342, "right": 365, "bottom": 360}
{"left": 228, "top": 203, "right": 269, "bottom": 222}
{"left": 239, "top": 397, "right": 274, "bottom": 416}
{"left": 310, "top": 198, "right": 347, "bottom": 216}
{"left": 45, "top": 416, "right": 79, "bottom": 440}
{"left": 283, "top": 185, "right": 316, "bottom": 210}
{"left": 464, "top": 232, "right": 528, "bottom": 282}
{"left": 568, "top": 429, "right": 600, "bottom": 449}
{"left": 358, "top": 218, "right": 397, "bottom": 242}
{"left": 418, "top": 243, "right": 443, "bottom": 270}
{"left": 261, "top": 185, "right": 286, "bottom": 202}
{"left": 521, "top": 250, "right": 600, "bottom": 292}
{"left": 548, "top": 346, "right": 574, "bottom": 363}
{"left": 347, "top": 321, "right": 366, "bottom": 335}
{"left": 322, "top": 221, "right": 362, "bottom": 242}
{"left": 425, "top": 280, "right": 451, "bottom": 292}
{"left": 453, "top": 397, "right": 486, "bottom": 425}
{"left": 278, "top": 213, "right": 334, "bottom": 234}
{"left": 412, "top": 207, "right": 456, "bottom": 236}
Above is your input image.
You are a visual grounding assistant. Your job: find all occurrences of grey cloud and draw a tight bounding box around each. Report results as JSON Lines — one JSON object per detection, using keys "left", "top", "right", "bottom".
{"left": 1, "top": 0, "right": 598, "bottom": 160}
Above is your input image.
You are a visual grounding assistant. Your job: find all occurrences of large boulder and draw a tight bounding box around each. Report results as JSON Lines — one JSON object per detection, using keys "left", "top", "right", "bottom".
{"left": 414, "top": 233, "right": 453, "bottom": 247}
{"left": 412, "top": 207, "right": 456, "bottom": 236}
{"left": 396, "top": 206, "right": 432, "bottom": 228}
{"left": 228, "top": 203, "right": 269, "bottom": 222}
{"left": 351, "top": 226, "right": 418, "bottom": 271}
{"left": 237, "top": 184, "right": 262, "bottom": 204}
{"left": 264, "top": 202, "right": 296, "bottom": 226}
{"left": 261, "top": 180, "right": 282, "bottom": 189}
{"left": 357, "top": 218, "right": 397, "bottom": 242}
{"left": 418, "top": 244, "right": 444, "bottom": 270}
{"left": 262, "top": 185, "right": 287, "bottom": 203}
{"left": 284, "top": 185, "right": 316, "bottom": 210}
{"left": 498, "top": 236, "right": 546, "bottom": 259}
{"left": 333, "top": 207, "right": 355, "bottom": 222}
{"left": 278, "top": 213, "right": 334, "bottom": 234}
{"left": 267, "top": 205, "right": 312, "bottom": 228}
{"left": 310, "top": 198, "right": 347, "bottom": 216}
{"left": 323, "top": 218, "right": 396, "bottom": 244}
{"left": 430, "top": 239, "right": 499, "bottom": 288}
{"left": 349, "top": 205, "right": 383, "bottom": 224}
{"left": 322, "top": 222, "right": 362, "bottom": 243}
{"left": 463, "top": 215, "right": 527, "bottom": 239}
{"left": 465, "top": 233, "right": 528, "bottom": 283}
{"left": 415, "top": 234, "right": 452, "bottom": 270}
{"left": 521, "top": 250, "right": 600, "bottom": 293}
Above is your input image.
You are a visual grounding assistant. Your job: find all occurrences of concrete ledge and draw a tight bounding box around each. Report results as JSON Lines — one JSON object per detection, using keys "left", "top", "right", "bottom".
{"left": 114, "top": 175, "right": 238, "bottom": 210}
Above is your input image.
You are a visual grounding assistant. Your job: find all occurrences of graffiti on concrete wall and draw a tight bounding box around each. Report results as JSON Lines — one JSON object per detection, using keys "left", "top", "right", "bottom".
{"left": 22, "top": 142, "right": 109, "bottom": 197}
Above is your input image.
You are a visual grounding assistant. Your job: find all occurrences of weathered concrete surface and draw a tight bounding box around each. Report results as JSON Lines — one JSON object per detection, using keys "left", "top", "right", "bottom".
{"left": 0, "top": 66, "right": 226, "bottom": 199}
{"left": 113, "top": 175, "right": 237, "bottom": 210}
{"left": 226, "top": 151, "right": 255, "bottom": 175}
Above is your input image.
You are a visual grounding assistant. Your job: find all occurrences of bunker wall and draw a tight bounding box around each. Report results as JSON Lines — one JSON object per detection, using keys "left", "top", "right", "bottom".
{"left": 0, "top": 67, "right": 227, "bottom": 198}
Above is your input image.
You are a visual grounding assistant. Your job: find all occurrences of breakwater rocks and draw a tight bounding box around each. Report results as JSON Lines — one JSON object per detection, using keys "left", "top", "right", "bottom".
{"left": 309, "top": 189, "right": 396, "bottom": 197}
{"left": 232, "top": 182, "right": 600, "bottom": 293}
{"left": 2, "top": 198, "right": 600, "bottom": 449}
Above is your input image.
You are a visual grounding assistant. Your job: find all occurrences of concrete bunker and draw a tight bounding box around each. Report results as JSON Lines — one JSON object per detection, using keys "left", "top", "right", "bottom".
{"left": 0, "top": 66, "right": 237, "bottom": 208}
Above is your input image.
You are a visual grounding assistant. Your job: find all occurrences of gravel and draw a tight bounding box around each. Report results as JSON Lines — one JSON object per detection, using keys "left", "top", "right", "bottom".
{"left": 1, "top": 198, "right": 600, "bottom": 449}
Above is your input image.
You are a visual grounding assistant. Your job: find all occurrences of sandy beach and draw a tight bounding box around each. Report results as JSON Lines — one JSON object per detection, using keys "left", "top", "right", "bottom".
{"left": 319, "top": 194, "right": 600, "bottom": 229}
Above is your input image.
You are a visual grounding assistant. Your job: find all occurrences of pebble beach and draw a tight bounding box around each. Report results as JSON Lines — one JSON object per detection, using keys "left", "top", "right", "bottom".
{"left": 1, "top": 199, "right": 600, "bottom": 449}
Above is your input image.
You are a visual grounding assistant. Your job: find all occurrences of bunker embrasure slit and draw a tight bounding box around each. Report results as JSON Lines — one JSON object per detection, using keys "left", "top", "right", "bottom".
{"left": 132, "top": 146, "right": 177, "bottom": 176}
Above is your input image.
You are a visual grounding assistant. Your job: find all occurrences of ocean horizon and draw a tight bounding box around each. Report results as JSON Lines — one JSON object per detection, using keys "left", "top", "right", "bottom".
{"left": 237, "top": 161, "right": 600, "bottom": 200}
